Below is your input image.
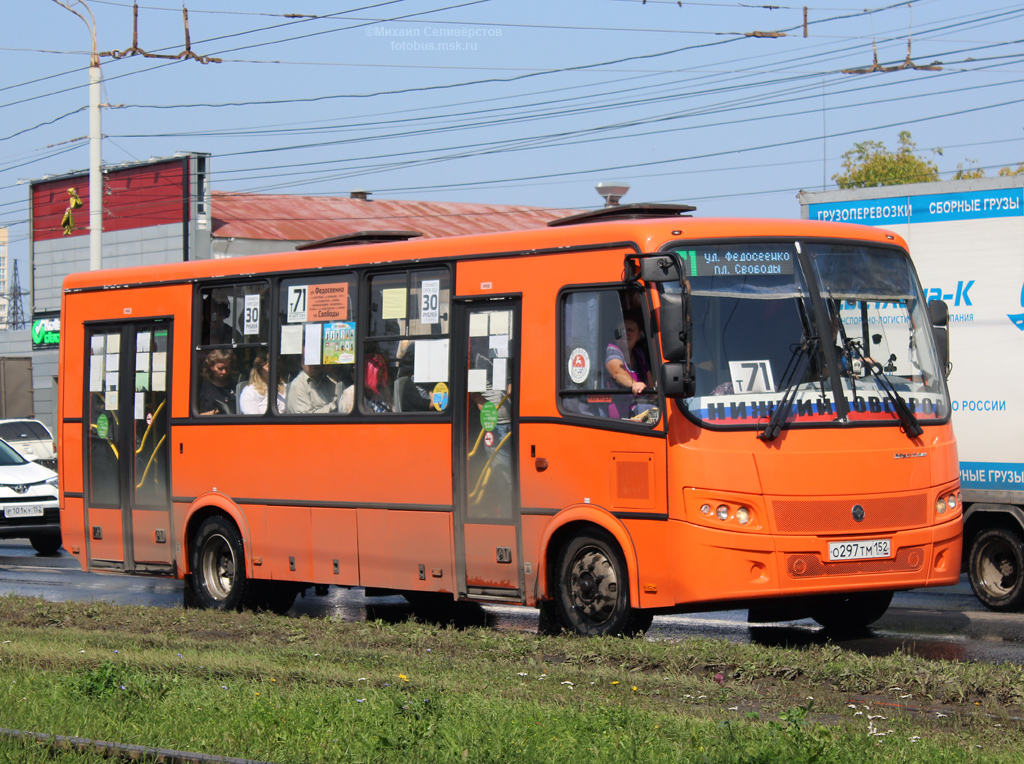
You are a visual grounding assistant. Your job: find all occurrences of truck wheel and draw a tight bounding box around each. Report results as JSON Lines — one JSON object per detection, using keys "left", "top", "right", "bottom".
{"left": 190, "top": 516, "right": 248, "bottom": 611}
{"left": 29, "top": 533, "right": 62, "bottom": 556}
{"left": 555, "top": 529, "right": 647, "bottom": 636}
{"left": 969, "top": 528, "right": 1024, "bottom": 612}
{"left": 808, "top": 590, "right": 893, "bottom": 631}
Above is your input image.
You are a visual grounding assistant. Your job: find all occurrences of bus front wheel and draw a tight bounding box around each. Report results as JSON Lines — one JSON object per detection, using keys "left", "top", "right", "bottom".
{"left": 555, "top": 529, "right": 647, "bottom": 636}
{"left": 808, "top": 590, "right": 893, "bottom": 631}
{"left": 969, "top": 527, "right": 1024, "bottom": 612}
{"left": 190, "top": 516, "right": 249, "bottom": 611}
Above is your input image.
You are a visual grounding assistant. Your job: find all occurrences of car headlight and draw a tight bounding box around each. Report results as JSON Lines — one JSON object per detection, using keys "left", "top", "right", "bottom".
{"left": 45, "top": 476, "right": 58, "bottom": 489}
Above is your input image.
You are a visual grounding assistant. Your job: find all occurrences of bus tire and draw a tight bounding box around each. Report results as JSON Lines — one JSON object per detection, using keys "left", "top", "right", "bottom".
{"left": 969, "top": 527, "right": 1024, "bottom": 612}
{"left": 555, "top": 529, "right": 644, "bottom": 636}
{"left": 808, "top": 590, "right": 893, "bottom": 631}
{"left": 190, "top": 516, "right": 249, "bottom": 611}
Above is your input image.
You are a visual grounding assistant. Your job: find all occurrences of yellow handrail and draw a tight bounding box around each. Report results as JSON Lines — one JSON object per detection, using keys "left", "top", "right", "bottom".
{"left": 135, "top": 398, "right": 166, "bottom": 456}
{"left": 468, "top": 431, "right": 510, "bottom": 505}
{"left": 136, "top": 434, "right": 166, "bottom": 489}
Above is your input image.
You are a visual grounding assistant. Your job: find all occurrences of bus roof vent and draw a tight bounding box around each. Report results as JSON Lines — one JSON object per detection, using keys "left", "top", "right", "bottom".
{"left": 296, "top": 230, "right": 423, "bottom": 250}
{"left": 547, "top": 203, "right": 696, "bottom": 228}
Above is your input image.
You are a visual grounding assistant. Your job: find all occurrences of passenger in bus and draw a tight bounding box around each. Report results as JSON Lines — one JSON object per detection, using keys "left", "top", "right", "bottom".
{"left": 604, "top": 314, "right": 654, "bottom": 418}
{"left": 285, "top": 364, "right": 338, "bottom": 414}
{"left": 364, "top": 352, "right": 394, "bottom": 413}
{"left": 199, "top": 349, "right": 238, "bottom": 415}
{"left": 239, "top": 351, "right": 285, "bottom": 415}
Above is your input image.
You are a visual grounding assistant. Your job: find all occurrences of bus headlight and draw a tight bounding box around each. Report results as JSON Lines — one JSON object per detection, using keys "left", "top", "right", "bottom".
{"left": 735, "top": 507, "right": 750, "bottom": 525}
{"left": 716, "top": 505, "right": 729, "bottom": 521}
{"left": 700, "top": 503, "right": 712, "bottom": 516}
{"left": 946, "top": 494, "right": 957, "bottom": 510}
{"left": 935, "top": 496, "right": 946, "bottom": 515}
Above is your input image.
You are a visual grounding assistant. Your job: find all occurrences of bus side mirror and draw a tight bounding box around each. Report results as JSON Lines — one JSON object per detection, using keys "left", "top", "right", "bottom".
{"left": 661, "top": 362, "right": 696, "bottom": 398}
{"left": 658, "top": 288, "right": 691, "bottom": 362}
{"left": 928, "top": 299, "right": 950, "bottom": 378}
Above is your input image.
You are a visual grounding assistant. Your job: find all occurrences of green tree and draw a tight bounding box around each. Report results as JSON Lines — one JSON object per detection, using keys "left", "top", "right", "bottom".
{"left": 998, "top": 162, "right": 1024, "bottom": 176}
{"left": 833, "top": 130, "right": 939, "bottom": 188}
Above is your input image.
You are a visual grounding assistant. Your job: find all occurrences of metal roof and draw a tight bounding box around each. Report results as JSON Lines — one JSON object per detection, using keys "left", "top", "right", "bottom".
{"left": 211, "top": 192, "right": 579, "bottom": 242}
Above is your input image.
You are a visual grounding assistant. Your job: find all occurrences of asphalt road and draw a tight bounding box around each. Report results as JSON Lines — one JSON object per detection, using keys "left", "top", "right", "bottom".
{"left": 1, "top": 540, "right": 1021, "bottom": 665}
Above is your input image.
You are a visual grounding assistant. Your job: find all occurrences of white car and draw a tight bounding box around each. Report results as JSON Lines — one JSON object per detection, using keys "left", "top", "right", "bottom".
{"left": 0, "top": 419, "right": 56, "bottom": 470}
{"left": 0, "top": 438, "right": 60, "bottom": 555}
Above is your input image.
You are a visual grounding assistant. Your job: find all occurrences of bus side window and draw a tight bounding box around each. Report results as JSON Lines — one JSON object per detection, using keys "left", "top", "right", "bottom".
{"left": 193, "top": 283, "right": 269, "bottom": 417}
{"left": 277, "top": 274, "right": 357, "bottom": 416}
{"left": 362, "top": 269, "right": 451, "bottom": 415}
{"left": 560, "top": 288, "right": 658, "bottom": 426}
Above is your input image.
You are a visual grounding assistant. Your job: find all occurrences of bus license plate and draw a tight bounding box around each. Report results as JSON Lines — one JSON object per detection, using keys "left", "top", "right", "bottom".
{"left": 4, "top": 505, "right": 44, "bottom": 519}
{"left": 828, "top": 539, "right": 890, "bottom": 561}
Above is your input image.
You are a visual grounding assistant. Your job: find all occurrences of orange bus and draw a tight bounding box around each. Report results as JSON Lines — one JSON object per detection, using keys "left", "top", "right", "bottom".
{"left": 57, "top": 204, "right": 962, "bottom": 635}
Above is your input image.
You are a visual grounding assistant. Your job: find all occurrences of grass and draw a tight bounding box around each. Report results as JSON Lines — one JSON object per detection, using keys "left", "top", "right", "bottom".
{"left": 0, "top": 595, "right": 1020, "bottom": 763}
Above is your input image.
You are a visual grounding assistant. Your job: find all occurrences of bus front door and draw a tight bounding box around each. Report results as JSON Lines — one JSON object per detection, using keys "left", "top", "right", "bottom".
{"left": 454, "top": 300, "right": 523, "bottom": 602}
{"left": 83, "top": 321, "right": 173, "bottom": 574}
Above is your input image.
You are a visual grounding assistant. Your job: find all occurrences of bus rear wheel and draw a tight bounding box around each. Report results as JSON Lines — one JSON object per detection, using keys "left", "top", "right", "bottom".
{"left": 808, "top": 590, "right": 893, "bottom": 631}
{"left": 969, "top": 528, "right": 1024, "bottom": 612}
{"left": 555, "top": 529, "right": 647, "bottom": 636}
{"left": 190, "top": 516, "right": 249, "bottom": 611}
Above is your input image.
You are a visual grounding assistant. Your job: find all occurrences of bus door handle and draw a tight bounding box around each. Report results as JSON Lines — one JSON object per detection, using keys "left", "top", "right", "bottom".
{"left": 535, "top": 457, "right": 549, "bottom": 472}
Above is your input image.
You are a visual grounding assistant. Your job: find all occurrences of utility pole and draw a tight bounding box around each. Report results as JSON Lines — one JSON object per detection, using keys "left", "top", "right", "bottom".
{"left": 53, "top": 0, "right": 103, "bottom": 271}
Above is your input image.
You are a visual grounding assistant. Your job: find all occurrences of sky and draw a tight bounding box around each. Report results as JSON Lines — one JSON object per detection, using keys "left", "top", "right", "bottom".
{"left": 2, "top": 0, "right": 1023, "bottom": 275}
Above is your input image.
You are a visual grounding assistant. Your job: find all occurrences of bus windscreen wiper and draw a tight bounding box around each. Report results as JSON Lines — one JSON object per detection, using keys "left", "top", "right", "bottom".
{"left": 759, "top": 339, "right": 814, "bottom": 442}
{"left": 845, "top": 339, "right": 923, "bottom": 439}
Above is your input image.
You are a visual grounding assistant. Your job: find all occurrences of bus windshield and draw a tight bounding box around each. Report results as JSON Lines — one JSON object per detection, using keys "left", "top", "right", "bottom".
{"left": 665, "top": 240, "right": 949, "bottom": 430}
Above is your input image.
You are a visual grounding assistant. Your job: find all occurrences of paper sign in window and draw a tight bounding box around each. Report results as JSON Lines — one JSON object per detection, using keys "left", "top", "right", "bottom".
{"left": 287, "top": 285, "right": 308, "bottom": 323}
{"left": 492, "top": 358, "right": 508, "bottom": 390}
{"left": 106, "top": 391, "right": 119, "bottom": 411}
{"left": 152, "top": 371, "right": 166, "bottom": 392}
{"left": 489, "top": 311, "right": 510, "bottom": 335}
{"left": 322, "top": 321, "right": 356, "bottom": 364}
{"left": 136, "top": 353, "right": 150, "bottom": 373}
{"left": 89, "top": 357, "right": 103, "bottom": 392}
{"left": 467, "top": 368, "right": 488, "bottom": 393}
{"left": 135, "top": 392, "right": 146, "bottom": 420}
{"left": 135, "top": 372, "right": 150, "bottom": 391}
{"left": 414, "top": 339, "right": 449, "bottom": 383}
{"left": 243, "top": 293, "right": 261, "bottom": 335}
{"left": 136, "top": 332, "right": 151, "bottom": 352}
{"left": 469, "top": 313, "right": 489, "bottom": 337}
{"left": 105, "top": 373, "right": 118, "bottom": 392}
{"left": 280, "top": 324, "right": 303, "bottom": 355}
{"left": 308, "top": 283, "right": 348, "bottom": 322}
{"left": 420, "top": 280, "right": 440, "bottom": 324}
{"left": 489, "top": 334, "right": 509, "bottom": 358}
{"left": 106, "top": 353, "right": 120, "bottom": 372}
{"left": 728, "top": 360, "right": 775, "bottom": 394}
{"left": 91, "top": 335, "right": 105, "bottom": 354}
{"left": 382, "top": 288, "right": 407, "bottom": 320}
{"left": 152, "top": 352, "right": 167, "bottom": 373}
{"left": 304, "top": 323, "right": 323, "bottom": 365}
{"left": 107, "top": 334, "right": 121, "bottom": 354}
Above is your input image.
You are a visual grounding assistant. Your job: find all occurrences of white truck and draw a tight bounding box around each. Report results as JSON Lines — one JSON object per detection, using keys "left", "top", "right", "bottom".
{"left": 800, "top": 177, "right": 1024, "bottom": 610}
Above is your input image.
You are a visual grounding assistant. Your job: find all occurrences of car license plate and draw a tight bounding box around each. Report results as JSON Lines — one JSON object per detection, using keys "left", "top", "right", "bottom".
{"left": 828, "top": 538, "right": 891, "bottom": 561}
{"left": 3, "top": 505, "right": 44, "bottom": 519}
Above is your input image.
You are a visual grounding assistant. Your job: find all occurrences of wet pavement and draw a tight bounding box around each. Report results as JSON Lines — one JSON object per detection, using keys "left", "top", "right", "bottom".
{"left": 2, "top": 540, "right": 1022, "bottom": 665}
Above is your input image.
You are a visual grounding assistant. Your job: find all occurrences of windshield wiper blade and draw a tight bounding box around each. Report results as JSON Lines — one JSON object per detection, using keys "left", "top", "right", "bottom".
{"left": 846, "top": 340, "right": 923, "bottom": 439}
{"left": 759, "top": 340, "right": 812, "bottom": 442}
